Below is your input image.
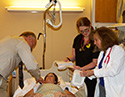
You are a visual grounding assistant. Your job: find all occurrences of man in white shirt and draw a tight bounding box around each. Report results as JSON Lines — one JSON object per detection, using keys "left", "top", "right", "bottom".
{"left": 0, "top": 31, "right": 44, "bottom": 97}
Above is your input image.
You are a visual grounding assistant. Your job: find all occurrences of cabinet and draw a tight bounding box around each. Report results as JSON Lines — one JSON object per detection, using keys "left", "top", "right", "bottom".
{"left": 95, "top": 0, "right": 117, "bottom": 23}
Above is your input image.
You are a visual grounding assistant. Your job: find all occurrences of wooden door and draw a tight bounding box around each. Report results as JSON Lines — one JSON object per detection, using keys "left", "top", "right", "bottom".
{"left": 95, "top": 0, "right": 117, "bottom": 23}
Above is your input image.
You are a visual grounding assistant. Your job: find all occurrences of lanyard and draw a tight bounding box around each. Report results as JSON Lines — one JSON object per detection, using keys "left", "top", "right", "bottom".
{"left": 104, "top": 47, "right": 113, "bottom": 64}
{"left": 79, "top": 36, "right": 90, "bottom": 51}
{"left": 98, "top": 47, "right": 113, "bottom": 87}
{"left": 98, "top": 52, "right": 105, "bottom": 87}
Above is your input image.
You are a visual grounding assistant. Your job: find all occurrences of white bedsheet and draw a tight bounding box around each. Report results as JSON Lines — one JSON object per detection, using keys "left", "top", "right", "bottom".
{"left": 13, "top": 78, "right": 37, "bottom": 97}
{"left": 13, "top": 77, "right": 78, "bottom": 97}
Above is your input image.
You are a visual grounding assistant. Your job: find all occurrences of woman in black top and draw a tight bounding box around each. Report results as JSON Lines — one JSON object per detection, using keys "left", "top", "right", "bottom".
{"left": 64, "top": 17, "right": 99, "bottom": 97}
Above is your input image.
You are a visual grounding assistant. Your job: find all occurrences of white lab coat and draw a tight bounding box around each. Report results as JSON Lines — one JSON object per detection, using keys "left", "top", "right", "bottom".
{"left": 93, "top": 45, "right": 125, "bottom": 97}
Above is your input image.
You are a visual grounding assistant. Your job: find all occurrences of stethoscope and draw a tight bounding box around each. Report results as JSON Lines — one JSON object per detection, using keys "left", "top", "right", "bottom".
{"left": 104, "top": 47, "right": 113, "bottom": 64}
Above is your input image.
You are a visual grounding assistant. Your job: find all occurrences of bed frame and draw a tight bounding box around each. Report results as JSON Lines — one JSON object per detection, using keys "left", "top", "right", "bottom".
{"left": 13, "top": 61, "right": 87, "bottom": 97}
{"left": 13, "top": 61, "right": 71, "bottom": 95}
{"left": 23, "top": 61, "right": 71, "bottom": 82}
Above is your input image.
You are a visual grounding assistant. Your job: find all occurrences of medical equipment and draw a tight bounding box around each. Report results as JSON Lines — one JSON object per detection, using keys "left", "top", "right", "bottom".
{"left": 14, "top": 61, "right": 87, "bottom": 97}
{"left": 37, "top": 0, "right": 62, "bottom": 69}
{"left": 106, "top": 23, "right": 125, "bottom": 43}
{"left": 71, "top": 70, "right": 85, "bottom": 88}
{"left": 23, "top": 61, "right": 70, "bottom": 82}
{"left": 55, "top": 61, "right": 74, "bottom": 70}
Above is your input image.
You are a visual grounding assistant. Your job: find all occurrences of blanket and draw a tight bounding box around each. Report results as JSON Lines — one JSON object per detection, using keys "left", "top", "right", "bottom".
{"left": 36, "top": 83, "right": 65, "bottom": 97}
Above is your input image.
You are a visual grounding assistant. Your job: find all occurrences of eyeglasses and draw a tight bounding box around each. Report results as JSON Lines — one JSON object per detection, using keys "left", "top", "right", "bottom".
{"left": 79, "top": 27, "right": 90, "bottom": 33}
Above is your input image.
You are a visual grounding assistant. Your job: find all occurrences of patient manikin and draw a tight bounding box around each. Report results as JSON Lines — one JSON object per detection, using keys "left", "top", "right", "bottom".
{"left": 14, "top": 72, "right": 87, "bottom": 97}
{"left": 23, "top": 72, "right": 75, "bottom": 97}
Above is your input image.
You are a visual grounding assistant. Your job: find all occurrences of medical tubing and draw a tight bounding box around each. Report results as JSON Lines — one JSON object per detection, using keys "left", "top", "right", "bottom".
{"left": 46, "top": 0, "right": 62, "bottom": 28}
{"left": 42, "top": 0, "right": 62, "bottom": 69}
{"left": 42, "top": 2, "right": 55, "bottom": 69}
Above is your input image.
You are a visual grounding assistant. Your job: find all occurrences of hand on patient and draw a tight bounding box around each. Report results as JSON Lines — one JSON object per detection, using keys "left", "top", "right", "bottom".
{"left": 37, "top": 77, "right": 45, "bottom": 84}
{"left": 54, "top": 90, "right": 75, "bottom": 97}
{"left": 54, "top": 92, "right": 66, "bottom": 97}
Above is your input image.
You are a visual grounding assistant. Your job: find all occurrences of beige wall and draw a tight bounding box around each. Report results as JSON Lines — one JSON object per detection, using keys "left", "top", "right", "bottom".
{"left": 0, "top": 0, "right": 92, "bottom": 69}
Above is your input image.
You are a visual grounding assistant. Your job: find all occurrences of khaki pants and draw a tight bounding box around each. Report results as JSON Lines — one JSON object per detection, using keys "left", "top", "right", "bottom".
{"left": 0, "top": 76, "right": 8, "bottom": 97}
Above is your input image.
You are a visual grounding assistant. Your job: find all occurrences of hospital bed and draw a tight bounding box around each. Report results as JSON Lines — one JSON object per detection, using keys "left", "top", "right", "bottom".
{"left": 13, "top": 61, "right": 87, "bottom": 97}
{"left": 23, "top": 61, "right": 70, "bottom": 82}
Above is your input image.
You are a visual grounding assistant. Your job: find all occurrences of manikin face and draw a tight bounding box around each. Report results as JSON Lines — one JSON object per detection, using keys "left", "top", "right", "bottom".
{"left": 93, "top": 33, "right": 102, "bottom": 49}
{"left": 79, "top": 26, "right": 91, "bottom": 37}
{"left": 45, "top": 73, "right": 56, "bottom": 84}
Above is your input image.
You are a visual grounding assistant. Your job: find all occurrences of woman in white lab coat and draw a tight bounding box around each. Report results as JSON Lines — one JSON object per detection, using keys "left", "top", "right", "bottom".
{"left": 80, "top": 27, "right": 125, "bottom": 97}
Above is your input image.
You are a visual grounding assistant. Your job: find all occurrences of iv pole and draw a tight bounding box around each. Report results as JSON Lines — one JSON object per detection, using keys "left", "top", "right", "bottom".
{"left": 37, "top": 0, "right": 62, "bottom": 69}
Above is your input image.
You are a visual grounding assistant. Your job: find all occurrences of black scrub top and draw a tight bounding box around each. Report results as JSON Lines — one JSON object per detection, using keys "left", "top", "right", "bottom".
{"left": 73, "top": 34, "right": 99, "bottom": 67}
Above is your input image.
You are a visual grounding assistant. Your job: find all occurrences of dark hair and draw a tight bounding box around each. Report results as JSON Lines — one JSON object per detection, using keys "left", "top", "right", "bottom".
{"left": 44, "top": 72, "right": 58, "bottom": 84}
{"left": 20, "top": 31, "right": 36, "bottom": 39}
{"left": 93, "top": 27, "right": 119, "bottom": 51}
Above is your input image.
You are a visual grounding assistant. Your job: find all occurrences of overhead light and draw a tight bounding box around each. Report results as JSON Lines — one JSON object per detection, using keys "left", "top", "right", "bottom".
{"left": 5, "top": 6, "right": 85, "bottom": 13}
